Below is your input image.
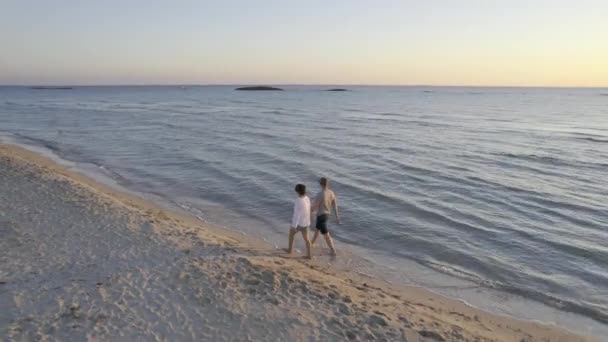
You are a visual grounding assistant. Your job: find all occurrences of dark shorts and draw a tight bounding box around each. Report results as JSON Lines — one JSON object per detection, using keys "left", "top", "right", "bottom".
{"left": 315, "top": 214, "right": 329, "bottom": 235}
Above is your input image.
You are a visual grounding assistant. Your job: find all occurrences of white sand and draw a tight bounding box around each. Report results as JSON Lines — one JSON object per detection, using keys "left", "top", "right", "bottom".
{"left": 0, "top": 144, "right": 594, "bottom": 341}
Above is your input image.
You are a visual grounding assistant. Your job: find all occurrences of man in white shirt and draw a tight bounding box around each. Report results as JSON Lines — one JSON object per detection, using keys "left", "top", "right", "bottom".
{"left": 287, "top": 183, "right": 312, "bottom": 259}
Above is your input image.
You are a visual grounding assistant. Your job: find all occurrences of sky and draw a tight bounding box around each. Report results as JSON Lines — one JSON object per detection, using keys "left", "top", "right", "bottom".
{"left": 1, "top": 0, "right": 607, "bottom": 86}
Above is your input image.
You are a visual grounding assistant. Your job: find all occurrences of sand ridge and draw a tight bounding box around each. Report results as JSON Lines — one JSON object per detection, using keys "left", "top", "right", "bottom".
{"left": 0, "top": 144, "right": 594, "bottom": 341}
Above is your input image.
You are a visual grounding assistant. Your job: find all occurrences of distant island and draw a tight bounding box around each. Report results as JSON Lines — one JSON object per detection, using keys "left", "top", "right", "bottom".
{"left": 325, "top": 88, "right": 349, "bottom": 91}
{"left": 30, "top": 87, "right": 73, "bottom": 90}
{"left": 235, "top": 86, "right": 283, "bottom": 91}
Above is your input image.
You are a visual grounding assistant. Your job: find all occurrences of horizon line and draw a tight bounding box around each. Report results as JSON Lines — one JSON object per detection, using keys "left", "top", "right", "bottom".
{"left": 1, "top": 83, "right": 607, "bottom": 89}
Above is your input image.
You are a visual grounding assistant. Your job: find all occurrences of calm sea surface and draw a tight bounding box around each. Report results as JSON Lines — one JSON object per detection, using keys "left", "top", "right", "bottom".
{"left": 1, "top": 86, "right": 607, "bottom": 335}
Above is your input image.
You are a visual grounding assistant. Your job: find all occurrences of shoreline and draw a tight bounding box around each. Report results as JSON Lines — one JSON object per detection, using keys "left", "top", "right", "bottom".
{"left": 0, "top": 143, "right": 594, "bottom": 341}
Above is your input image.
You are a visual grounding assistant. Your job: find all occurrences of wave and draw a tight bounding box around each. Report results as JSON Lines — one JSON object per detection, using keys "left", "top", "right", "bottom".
{"left": 362, "top": 116, "right": 451, "bottom": 128}
{"left": 11, "top": 133, "right": 62, "bottom": 153}
{"left": 229, "top": 99, "right": 257, "bottom": 105}
{"left": 336, "top": 179, "right": 506, "bottom": 239}
{"left": 491, "top": 151, "right": 608, "bottom": 172}
{"left": 375, "top": 112, "right": 402, "bottom": 117}
{"left": 4, "top": 133, "right": 132, "bottom": 188}
{"left": 498, "top": 152, "right": 566, "bottom": 165}
{"left": 236, "top": 130, "right": 279, "bottom": 141}
{"left": 96, "top": 164, "right": 128, "bottom": 182}
{"left": 260, "top": 110, "right": 284, "bottom": 115}
{"left": 419, "top": 259, "right": 608, "bottom": 325}
{"left": 462, "top": 171, "right": 606, "bottom": 223}
{"left": 500, "top": 152, "right": 607, "bottom": 173}
{"left": 519, "top": 194, "right": 608, "bottom": 229}
{"left": 576, "top": 137, "right": 608, "bottom": 143}
{"left": 374, "top": 232, "right": 608, "bottom": 325}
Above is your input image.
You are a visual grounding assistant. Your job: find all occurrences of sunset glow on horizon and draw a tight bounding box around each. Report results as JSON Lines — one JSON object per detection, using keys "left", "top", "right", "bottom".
{"left": 1, "top": 0, "right": 607, "bottom": 87}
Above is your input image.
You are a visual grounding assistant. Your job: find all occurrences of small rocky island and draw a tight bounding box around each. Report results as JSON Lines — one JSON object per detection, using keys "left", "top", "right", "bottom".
{"left": 325, "top": 88, "right": 349, "bottom": 91}
{"left": 30, "top": 87, "right": 73, "bottom": 90}
{"left": 235, "top": 86, "right": 284, "bottom": 91}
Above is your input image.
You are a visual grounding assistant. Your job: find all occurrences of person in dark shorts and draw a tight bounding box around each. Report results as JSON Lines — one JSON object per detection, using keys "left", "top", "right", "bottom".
{"left": 311, "top": 177, "right": 340, "bottom": 255}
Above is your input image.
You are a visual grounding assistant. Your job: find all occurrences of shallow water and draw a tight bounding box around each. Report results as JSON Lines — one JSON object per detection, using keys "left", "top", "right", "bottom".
{"left": 1, "top": 85, "right": 607, "bottom": 335}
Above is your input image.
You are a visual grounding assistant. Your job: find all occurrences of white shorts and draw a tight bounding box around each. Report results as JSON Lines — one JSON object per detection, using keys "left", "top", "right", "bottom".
{"left": 293, "top": 226, "right": 309, "bottom": 232}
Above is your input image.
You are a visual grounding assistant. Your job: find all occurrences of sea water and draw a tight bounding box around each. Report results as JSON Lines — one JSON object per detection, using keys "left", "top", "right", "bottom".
{"left": 1, "top": 85, "right": 607, "bottom": 336}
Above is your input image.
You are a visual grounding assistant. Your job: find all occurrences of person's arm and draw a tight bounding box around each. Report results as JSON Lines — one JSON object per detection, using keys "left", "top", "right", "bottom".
{"left": 291, "top": 199, "right": 300, "bottom": 228}
{"left": 333, "top": 193, "right": 341, "bottom": 224}
{"left": 311, "top": 193, "right": 320, "bottom": 214}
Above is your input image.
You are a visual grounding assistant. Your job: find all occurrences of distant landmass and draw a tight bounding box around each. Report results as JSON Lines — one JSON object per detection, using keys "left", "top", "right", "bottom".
{"left": 325, "top": 88, "right": 349, "bottom": 91}
{"left": 30, "top": 87, "right": 73, "bottom": 90}
{"left": 235, "top": 86, "right": 283, "bottom": 91}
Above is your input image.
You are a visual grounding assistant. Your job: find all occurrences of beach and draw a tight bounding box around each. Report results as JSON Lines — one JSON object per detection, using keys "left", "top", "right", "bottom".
{"left": 0, "top": 143, "right": 594, "bottom": 341}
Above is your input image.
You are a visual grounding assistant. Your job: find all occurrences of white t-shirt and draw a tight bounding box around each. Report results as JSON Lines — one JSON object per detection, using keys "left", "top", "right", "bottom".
{"left": 291, "top": 195, "right": 311, "bottom": 228}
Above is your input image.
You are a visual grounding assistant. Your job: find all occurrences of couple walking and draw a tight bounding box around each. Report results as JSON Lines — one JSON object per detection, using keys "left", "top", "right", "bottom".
{"left": 287, "top": 177, "right": 340, "bottom": 259}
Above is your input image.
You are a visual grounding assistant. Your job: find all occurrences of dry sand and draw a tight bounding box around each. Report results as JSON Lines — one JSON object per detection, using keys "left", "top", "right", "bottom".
{"left": 0, "top": 144, "right": 595, "bottom": 341}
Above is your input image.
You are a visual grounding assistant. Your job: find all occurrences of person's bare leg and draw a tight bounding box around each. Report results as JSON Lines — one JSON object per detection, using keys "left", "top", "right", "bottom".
{"left": 311, "top": 229, "right": 320, "bottom": 246}
{"left": 301, "top": 229, "right": 312, "bottom": 259}
{"left": 324, "top": 233, "right": 337, "bottom": 255}
{"left": 287, "top": 227, "right": 296, "bottom": 254}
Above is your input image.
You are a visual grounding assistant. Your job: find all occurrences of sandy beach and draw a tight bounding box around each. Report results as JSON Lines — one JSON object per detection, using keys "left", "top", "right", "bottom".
{"left": 0, "top": 143, "right": 594, "bottom": 341}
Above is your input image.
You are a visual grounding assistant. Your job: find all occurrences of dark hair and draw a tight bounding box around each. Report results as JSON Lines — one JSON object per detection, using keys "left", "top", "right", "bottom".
{"left": 319, "top": 177, "right": 328, "bottom": 187}
{"left": 295, "top": 183, "right": 306, "bottom": 196}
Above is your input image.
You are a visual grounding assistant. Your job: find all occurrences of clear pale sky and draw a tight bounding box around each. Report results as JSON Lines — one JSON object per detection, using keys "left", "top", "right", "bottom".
{"left": 1, "top": 0, "right": 607, "bottom": 86}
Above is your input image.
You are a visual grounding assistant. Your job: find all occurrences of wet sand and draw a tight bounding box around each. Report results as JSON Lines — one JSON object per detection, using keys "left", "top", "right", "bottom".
{"left": 0, "top": 144, "right": 594, "bottom": 341}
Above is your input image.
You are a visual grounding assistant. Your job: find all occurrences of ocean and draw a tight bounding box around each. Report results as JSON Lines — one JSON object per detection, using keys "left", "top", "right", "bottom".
{"left": 1, "top": 85, "right": 607, "bottom": 336}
